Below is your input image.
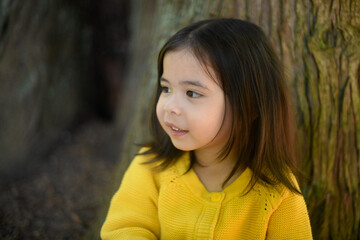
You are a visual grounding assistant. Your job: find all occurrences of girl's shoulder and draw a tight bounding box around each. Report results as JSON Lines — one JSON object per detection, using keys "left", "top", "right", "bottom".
{"left": 133, "top": 147, "right": 190, "bottom": 171}
{"left": 127, "top": 148, "right": 189, "bottom": 186}
{"left": 123, "top": 148, "right": 159, "bottom": 179}
{"left": 254, "top": 172, "right": 303, "bottom": 210}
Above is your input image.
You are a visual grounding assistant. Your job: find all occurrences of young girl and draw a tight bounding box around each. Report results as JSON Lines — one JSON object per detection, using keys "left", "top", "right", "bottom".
{"left": 101, "top": 18, "right": 313, "bottom": 239}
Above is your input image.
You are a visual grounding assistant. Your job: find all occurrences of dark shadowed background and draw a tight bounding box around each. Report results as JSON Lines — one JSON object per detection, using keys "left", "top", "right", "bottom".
{"left": 0, "top": 0, "right": 359, "bottom": 239}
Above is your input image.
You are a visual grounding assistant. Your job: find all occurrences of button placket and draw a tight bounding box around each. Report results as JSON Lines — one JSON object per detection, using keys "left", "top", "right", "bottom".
{"left": 210, "top": 192, "right": 224, "bottom": 202}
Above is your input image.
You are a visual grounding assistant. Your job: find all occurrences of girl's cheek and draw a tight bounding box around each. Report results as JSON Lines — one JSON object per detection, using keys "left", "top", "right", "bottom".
{"left": 156, "top": 98, "right": 163, "bottom": 122}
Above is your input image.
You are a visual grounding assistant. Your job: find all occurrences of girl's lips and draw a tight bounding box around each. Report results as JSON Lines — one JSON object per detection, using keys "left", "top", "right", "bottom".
{"left": 165, "top": 122, "right": 188, "bottom": 137}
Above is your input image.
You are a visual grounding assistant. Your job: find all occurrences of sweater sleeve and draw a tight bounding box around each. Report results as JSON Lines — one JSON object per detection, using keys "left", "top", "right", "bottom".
{"left": 266, "top": 190, "right": 313, "bottom": 240}
{"left": 100, "top": 153, "right": 160, "bottom": 240}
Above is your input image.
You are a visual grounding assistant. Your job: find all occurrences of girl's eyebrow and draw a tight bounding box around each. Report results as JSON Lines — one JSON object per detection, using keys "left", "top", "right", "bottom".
{"left": 160, "top": 77, "right": 209, "bottom": 90}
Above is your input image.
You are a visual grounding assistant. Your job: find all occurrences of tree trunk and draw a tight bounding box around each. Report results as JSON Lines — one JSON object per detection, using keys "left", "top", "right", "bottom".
{"left": 0, "top": 0, "right": 95, "bottom": 177}
{"left": 116, "top": 0, "right": 360, "bottom": 239}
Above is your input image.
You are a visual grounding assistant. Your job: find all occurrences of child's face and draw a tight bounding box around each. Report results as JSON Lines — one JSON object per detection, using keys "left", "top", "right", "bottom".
{"left": 156, "top": 49, "right": 232, "bottom": 154}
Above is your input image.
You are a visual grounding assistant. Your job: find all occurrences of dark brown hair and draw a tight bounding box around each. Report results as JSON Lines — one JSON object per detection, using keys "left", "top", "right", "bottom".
{"left": 141, "top": 18, "right": 301, "bottom": 194}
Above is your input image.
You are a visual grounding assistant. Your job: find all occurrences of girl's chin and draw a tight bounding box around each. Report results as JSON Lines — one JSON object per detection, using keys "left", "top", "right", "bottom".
{"left": 170, "top": 140, "right": 196, "bottom": 152}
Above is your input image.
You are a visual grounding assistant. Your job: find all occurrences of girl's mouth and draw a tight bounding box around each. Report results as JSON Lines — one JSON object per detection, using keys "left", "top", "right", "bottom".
{"left": 170, "top": 127, "right": 188, "bottom": 136}
{"left": 171, "top": 126, "right": 183, "bottom": 131}
{"left": 165, "top": 122, "right": 188, "bottom": 137}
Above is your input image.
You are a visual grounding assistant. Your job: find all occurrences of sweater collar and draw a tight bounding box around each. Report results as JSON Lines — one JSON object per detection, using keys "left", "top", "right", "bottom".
{"left": 174, "top": 151, "right": 253, "bottom": 203}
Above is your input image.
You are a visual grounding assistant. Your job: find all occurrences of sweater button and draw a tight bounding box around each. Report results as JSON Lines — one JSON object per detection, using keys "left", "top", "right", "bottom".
{"left": 210, "top": 193, "right": 222, "bottom": 202}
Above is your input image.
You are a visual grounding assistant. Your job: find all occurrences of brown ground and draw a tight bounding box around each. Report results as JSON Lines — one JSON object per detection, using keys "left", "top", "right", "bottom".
{"left": 0, "top": 119, "right": 124, "bottom": 240}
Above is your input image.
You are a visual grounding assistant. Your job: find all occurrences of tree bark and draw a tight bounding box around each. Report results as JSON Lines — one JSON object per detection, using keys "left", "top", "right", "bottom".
{"left": 117, "top": 0, "right": 360, "bottom": 239}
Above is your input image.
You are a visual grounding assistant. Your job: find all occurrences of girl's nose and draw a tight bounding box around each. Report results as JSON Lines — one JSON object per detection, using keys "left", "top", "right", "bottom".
{"left": 163, "top": 95, "right": 181, "bottom": 115}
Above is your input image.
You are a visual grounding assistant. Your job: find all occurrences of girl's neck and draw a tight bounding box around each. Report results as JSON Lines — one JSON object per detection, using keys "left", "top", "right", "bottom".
{"left": 192, "top": 148, "right": 241, "bottom": 192}
{"left": 193, "top": 147, "right": 237, "bottom": 167}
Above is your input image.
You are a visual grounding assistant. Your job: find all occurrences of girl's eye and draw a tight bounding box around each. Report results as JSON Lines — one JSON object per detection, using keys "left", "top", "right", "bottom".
{"left": 161, "top": 86, "right": 171, "bottom": 93}
{"left": 186, "top": 90, "right": 201, "bottom": 98}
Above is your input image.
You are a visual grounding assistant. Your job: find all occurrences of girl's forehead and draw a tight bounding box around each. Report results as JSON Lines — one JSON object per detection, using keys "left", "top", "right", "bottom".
{"left": 163, "top": 49, "right": 221, "bottom": 87}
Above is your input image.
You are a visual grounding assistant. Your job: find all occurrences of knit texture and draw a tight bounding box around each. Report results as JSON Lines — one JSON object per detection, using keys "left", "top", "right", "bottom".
{"left": 101, "top": 149, "right": 313, "bottom": 239}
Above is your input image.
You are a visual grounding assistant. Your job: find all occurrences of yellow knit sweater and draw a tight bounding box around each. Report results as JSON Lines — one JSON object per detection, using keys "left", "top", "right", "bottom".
{"left": 101, "top": 150, "right": 313, "bottom": 239}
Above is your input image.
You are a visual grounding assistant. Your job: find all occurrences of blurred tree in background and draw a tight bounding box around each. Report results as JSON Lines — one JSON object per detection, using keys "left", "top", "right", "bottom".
{"left": 0, "top": 0, "right": 95, "bottom": 177}
{"left": 0, "top": 0, "right": 129, "bottom": 239}
{"left": 0, "top": 0, "right": 359, "bottom": 239}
